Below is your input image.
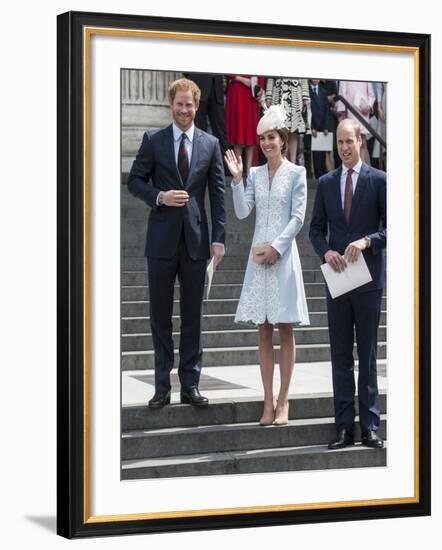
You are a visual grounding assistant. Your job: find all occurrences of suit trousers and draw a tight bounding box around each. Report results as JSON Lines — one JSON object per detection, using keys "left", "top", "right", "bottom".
{"left": 312, "top": 151, "right": 327, "bottom": 179}
{"left": 326, "top": 288, "right": 383, "bottom": 433}
{"left": 147, "top": 233, "right": 207, "bottom": 392}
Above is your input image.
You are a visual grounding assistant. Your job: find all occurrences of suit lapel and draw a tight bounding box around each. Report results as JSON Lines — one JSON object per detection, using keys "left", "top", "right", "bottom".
{"left": 349, "top": 163, "right": 369, "bottom": 226}
{"left": 332, "top": 168, "right": 344, "bottom": 221}
{"left": 163, "top": 125, "right": 184, "bottom": 188}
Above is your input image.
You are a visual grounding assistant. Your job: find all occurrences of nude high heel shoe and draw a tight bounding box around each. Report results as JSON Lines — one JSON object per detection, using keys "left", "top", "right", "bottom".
{"left": 259, "top": 399, "right": 276, "bottom": 426}
{"left": 273, "top": 400, "right": 289, "bottom": 426}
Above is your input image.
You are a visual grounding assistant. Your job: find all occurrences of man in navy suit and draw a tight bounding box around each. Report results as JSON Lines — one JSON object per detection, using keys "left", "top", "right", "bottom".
{"left": 309, "top": 118, "right": 386, "bottom": 449}
{"left": 308, "top": 79, "right": 334, "bottom": 178}
{"left": 128, "top": 78, "right": 226, "bottom": 409}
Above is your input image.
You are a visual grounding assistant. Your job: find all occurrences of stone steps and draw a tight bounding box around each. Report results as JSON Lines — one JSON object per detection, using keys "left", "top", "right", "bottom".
{"left": 121, "top": 215, "right": 261, "bottom": 235}
{"left": 122, "top": 255, "right": 320, "bottom": 271}
{"left": 122, "top": 393, "right": 387, "bottom": 431}
{"left": 121, "top": 282, "right": 327, "bottom": 301}
{"left": 121, "top": 442, "right": 386, "bottom": 480}
{"left": 123, "top": 238, "right": 318, "bottom": 254}
{"left": 122, "top": 414, "right": 387, "bottom": 460}
{"left": 121, "top": 268, "right": 326, "bottom": 286}
{"left": 122, "top": 225, "right": 317, "bottom": 251}
{"left": 122, "top": 248, "right": 321, "bottom": 267}
{"left": 121, "top": 311, "right": 388, "bottom": 334}
{"left": 121, "top": 326, "right": 387, "bottom": 352}
{"left": 121, "top": 342, "right": 387, "bottom": 370}
{"left": 121, "top": 391, "right": 387, "bottom": 480}
{"left": 121, "top": 296, "right": 387, "bottom": 317}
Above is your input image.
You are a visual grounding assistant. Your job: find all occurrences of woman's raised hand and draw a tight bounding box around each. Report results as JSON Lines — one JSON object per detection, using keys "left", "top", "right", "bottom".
{"left": 224, "top": 149, "right": 243, "bottom": 184}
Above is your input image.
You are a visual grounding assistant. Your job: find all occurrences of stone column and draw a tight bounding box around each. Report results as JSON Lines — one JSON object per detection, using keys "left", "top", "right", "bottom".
{"left": 122, "top": 70, "right": 182, "bottom": 173}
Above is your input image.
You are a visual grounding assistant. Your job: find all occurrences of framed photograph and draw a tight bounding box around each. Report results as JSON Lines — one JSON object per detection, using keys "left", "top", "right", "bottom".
{"left": 57, "top": 11, "right": 431, "bottom": 538}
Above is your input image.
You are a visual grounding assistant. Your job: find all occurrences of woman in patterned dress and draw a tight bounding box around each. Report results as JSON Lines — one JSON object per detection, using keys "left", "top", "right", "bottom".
{"left": 224, "top": 105, "right": 310, "bottom": 426}
{"left": 265, "top": 77, "right": 310, "bottom": 165}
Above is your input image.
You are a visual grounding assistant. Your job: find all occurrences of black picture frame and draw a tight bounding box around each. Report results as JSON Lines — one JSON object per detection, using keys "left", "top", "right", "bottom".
{"left": 57, "top": 10, "right": 431, "bottom": 539}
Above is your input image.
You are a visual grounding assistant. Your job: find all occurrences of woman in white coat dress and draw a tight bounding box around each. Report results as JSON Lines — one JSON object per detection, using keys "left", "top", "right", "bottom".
{"left": 225, "top": 105, "right": 310, "bottom": 426}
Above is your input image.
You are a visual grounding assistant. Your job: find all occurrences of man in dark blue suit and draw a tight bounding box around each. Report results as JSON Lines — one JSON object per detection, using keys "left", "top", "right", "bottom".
{"left": 308, "top": 79, "right": 334, "bottom": 178}
{"left": 128, "top": 78, "right": 226, "bottom": 409}
{"left": 309, "top": 118, "right": 386, "bottom": 449}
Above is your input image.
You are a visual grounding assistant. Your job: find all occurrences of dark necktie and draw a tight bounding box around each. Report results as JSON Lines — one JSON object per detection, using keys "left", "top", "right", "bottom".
{"left": 178, "top": 133, "right": 189, "bottom": 183}
{"left": 343, "top": 168, "right": 353, "bottom": 224}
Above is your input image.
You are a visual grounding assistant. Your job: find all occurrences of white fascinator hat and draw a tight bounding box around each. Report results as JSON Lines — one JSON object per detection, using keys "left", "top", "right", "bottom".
{"left": 256, "top": 104, "right": 287, "bottom": 135}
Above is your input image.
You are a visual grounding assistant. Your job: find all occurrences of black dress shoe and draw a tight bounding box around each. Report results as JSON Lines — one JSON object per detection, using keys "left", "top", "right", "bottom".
{"left": 361, "top": 430, "right": 384, "bottom": 448}
{"left": 148, "top": 390, "right": 171, "bottom": 409}
{"left": 328, "top": 428, "right": 354, "bottom": 450}
{"left": 180, "top": 386, "right": 209, "bottom": 406}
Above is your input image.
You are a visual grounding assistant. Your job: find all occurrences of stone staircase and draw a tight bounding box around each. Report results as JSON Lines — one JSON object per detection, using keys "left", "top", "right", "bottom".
{"left": 120, "top": 175, "right": 387, "bottom": 479}
{"left": 122, "top": 396, "right": 387, "bottom": 479}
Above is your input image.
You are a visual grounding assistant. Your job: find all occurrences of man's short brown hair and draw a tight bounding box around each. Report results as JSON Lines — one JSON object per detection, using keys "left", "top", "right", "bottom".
{"left": 168, "top": 78, "right": 201, "bottom": 103}
{"left": 337, "top": 118, "right": 361, "bottom": 139}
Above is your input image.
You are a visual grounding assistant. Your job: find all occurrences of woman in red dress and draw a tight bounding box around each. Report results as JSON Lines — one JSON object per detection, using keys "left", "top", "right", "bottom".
{"left": 225, "top": 75, "right": 264, "bottom": 176}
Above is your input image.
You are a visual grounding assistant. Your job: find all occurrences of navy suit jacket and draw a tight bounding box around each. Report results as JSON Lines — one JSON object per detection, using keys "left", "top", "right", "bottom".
{"left": 309, "top": 163, "right": 386, "bottom": 292}
{"left": 309, "top": 86, "right": 333, "bottom": 132}
{"left": 127, "top": 125, "right": 226, "bottom": 260}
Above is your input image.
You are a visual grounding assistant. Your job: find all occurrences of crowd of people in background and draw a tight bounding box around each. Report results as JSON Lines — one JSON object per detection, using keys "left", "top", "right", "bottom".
{"left": 184, "top": 74, "right": 387, "bottom": 179}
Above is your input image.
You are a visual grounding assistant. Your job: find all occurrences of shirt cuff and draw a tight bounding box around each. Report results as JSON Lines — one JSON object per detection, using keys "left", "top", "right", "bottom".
{"left": 211, "top": 242, "right": 225, "bottom": 250}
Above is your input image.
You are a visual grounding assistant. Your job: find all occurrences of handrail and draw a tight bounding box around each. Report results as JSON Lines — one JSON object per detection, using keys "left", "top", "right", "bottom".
{"left": 335, "top": 94, "right": 386, "bottom": 149}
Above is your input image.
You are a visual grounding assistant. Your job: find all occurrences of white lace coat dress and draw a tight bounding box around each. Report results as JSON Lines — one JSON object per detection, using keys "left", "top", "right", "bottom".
{"left": 231, "top": 159, "right": 310, "bottom": 326}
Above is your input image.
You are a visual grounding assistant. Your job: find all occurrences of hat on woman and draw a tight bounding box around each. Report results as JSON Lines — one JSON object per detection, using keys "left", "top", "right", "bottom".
{"left": 256, "top": 104, "right": 287, "bottom": 135}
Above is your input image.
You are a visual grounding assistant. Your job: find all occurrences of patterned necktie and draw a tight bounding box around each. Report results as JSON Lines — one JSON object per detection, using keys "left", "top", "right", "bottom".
{"left": 178, "top": 133, "right": 189, "bottom": 183}
{"left": 343, "top": 168, "right": 353, "bottom": 224}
